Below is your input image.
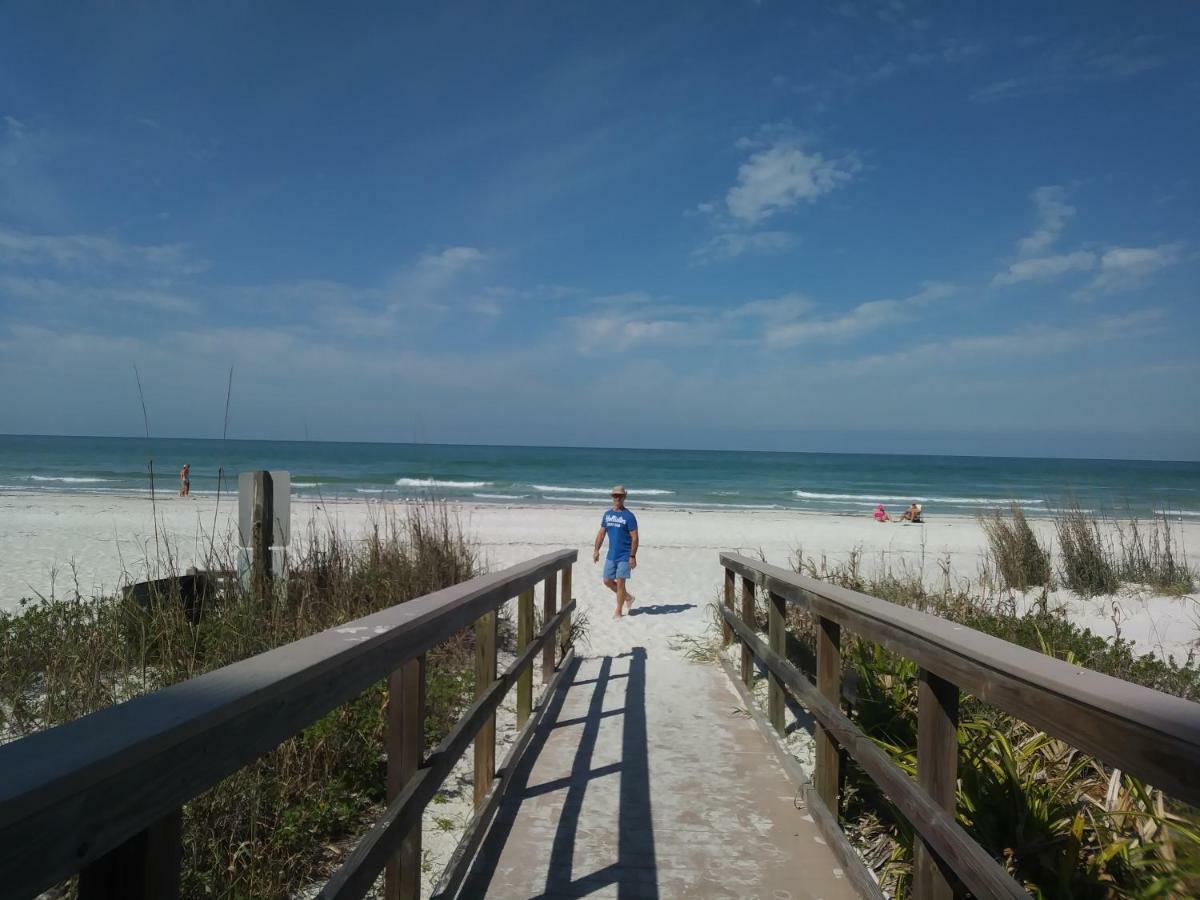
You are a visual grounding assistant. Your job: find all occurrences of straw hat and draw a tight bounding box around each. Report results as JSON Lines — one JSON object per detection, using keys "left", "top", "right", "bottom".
{"left": 611, "top": 485, "right": 628, "bottom": 496}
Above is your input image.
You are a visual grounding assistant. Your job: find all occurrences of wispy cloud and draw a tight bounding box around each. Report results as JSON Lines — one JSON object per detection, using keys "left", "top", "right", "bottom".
{"left": 760, "top": 280, "right": 954, "bottom": 348}
{"left": 1080, "top": 243, "right": 1184, "bottom": 295}
{"left": 724, "top": 133, "right": 858, "bottom": 224}
{"left": 991, "top": 251, "right": 1096, "bottom": 286}
{"left": 972, "top": 35, "right": 1167, "bottom": 102}
{"left": 690, "top": 128, "right": 856, "bottom": 263}
{"left": 567, "top": 296, "right": 720, "bottom": 353}
{"left": 0, "top": 275, "right": 196, "bottom": 313}
{"left": 567, "top": 281, "right": 954, "bottom": 354}
{"left": 690, "top": 230, "right": 798, "bottom": 264}
{"left": 1016, "top": 185, "right": 1074, "bottom": 256}
{"left": 833, "top": 309, "right": 1165, "bottom": 375}
{"left": 0, "top": 226, "right": 201, "bottom": 273}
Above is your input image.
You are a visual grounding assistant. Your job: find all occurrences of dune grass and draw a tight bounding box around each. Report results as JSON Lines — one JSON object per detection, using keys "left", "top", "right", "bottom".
{"left": 980, "top": 503, "right": 1053, "bottom": 591}
{"left": 0, "top": 502, "right": 487, "bottom": 899}
{"left": 778, "top": 550, "right": 1200, "bottom": 899}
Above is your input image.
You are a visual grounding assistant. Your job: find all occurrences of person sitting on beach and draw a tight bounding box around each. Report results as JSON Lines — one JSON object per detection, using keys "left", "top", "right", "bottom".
{"left": 873, "top": 504, "right": 890, "bottom": 522}
{"left": 593, "top": 485, "right": 638, "bottom": 619}
{"left": 179, "top": 463, "right": 190, "bottom": 498}
{"left": 899, "top": 502, "right": 923, "bottom": 523}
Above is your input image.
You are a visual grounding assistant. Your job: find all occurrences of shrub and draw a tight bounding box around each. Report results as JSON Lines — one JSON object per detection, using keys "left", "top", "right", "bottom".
{"left": 980, "top": 503, "right": 1053, "bottom": 591}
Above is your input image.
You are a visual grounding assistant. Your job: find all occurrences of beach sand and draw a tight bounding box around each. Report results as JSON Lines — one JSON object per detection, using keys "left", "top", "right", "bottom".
{"left": 5, "top": 490, "right": 1199, "bottom": 893}
{"left": 2, "top": 491, "right": 1198, "bottom": 662}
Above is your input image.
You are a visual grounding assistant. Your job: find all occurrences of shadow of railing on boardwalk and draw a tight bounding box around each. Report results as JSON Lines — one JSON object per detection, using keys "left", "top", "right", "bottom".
{"left": 628, "top": 603, "right": 695, "bottom": 617}
{"left": 460, "top": 646, "right": 657, "bottom": 898}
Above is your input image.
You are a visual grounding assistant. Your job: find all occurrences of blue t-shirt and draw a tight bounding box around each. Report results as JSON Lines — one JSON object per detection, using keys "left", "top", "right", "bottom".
{"left": 601, "top": 508, "right": 638, "bottom": 561}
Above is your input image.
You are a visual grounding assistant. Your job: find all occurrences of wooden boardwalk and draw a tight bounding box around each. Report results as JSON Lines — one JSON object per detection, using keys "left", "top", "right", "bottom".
{"left": 9, "top": 548, "right": 1197, "bottom": 900}
{"left": 458, "top": 646, "right": 859, "bottom": 899}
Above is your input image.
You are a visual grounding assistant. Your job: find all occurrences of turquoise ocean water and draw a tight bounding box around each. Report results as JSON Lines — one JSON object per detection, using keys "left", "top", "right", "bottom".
{"left": 1, "top": 435, "right": 1198, "bottom": 519}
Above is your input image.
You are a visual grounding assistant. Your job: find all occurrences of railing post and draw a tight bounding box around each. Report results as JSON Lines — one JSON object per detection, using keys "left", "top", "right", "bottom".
{"left": 739, "top": 577, "right": 755, "bottom": 686}
{"left": 516, "top": 588, "right": 535, "bottom": 727}
{"left": 385, "top": 655, "right": 425, "bottom": 900}
{"left": 559, "top": 564, "right": 573, "bottom": 658}
{"left": 251, "top": 470, "right": 274, "bottom": 597}
{"left": 722, "top": 567, "right": 735, "bottom": 646}
{"left": 814, "top": 616, "right": 842, "bottom": 813}
{"left": 768, "top": 591, "right": 786, "bottom": 735}
{"left": 914, "top": 667, "right": 960, "bottom": 900}
{"left": 541, "top": 573, "right": 558, "bottom": 684}
{"left": 77, "top": 809, "right": 182, "bottom": 900}
{"left": 474, "top": 611, "right": 498, "bottom": 807}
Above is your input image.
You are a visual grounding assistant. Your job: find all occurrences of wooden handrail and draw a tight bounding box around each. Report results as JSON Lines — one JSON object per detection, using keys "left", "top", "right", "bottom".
{"left": 320, "top": 599, "right": 576, "bottom": 900}
{"left": 721, "top": 552, "right": 1200, "bottom": 900}
{"left": 0, "top": 549, "right": 577, "bottom": 900}
{"left": 723, "top": 609, "right": 1027, "bottom": 899}
{"left": 720, "top": 552, "right": 1200, "bottom": 804}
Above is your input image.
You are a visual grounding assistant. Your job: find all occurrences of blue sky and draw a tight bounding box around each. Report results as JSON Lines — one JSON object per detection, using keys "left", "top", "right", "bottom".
{"left": 1, "top": 2, "right": 1197, "bottom": 459}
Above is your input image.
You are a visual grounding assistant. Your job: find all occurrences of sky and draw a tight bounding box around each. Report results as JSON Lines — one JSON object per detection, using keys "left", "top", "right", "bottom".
{"left": 0, "top": 2, "right": 1197, "bottom": 460}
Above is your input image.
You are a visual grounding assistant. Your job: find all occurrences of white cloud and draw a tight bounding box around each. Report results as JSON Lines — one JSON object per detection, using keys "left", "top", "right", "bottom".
{"left": 727, "top": 293, "right": 816, "bottom": 323}
{"left": 1016, "top": 185, "right": 1074, "bottom": 256}
{"left": 725, "top": 137, "right": 857, "bottom": 223}
{"left": 567, "top": 280, "right": 955, "bottom": 354}
{"left": 766, "top": 298, "right": 906, "bottom": 347}
{"left": 568, "top": 303, "right": 719, "bottom": 353}
{"left": 762, "top": 281, "right": 953, "bottom": 348}
{"left": 690, "top": 230, "right": 798, "bottom": 264}
{"left": 991, "top": 250, "right": 1096, "bottom": 286}
{"left": 833, "top": 309, "right": 1165, "bottom": 375}
{"left": 1082, "top": 243, "right": 1184, "bottom": 294}
{"left": 0, "top": 273, "right": 197, "bottom": 314}
{"left": 386, "top": 245, "right": 494, "bottom": 314}
{"left": 0, "top": 226, "right": 200, "bottom": 273}
{"left": 972, "top": 36, "right": 1166, "bottom": 102}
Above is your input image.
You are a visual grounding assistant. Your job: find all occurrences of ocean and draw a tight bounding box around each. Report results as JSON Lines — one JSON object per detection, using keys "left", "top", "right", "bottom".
{"left": 1, "top": 434, "right": 1198, "bottom": 519}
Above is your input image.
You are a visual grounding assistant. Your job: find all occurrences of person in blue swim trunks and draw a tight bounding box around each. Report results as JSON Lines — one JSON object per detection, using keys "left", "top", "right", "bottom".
{"left": 593, "top": 484, "right": 639, "bottom": 619}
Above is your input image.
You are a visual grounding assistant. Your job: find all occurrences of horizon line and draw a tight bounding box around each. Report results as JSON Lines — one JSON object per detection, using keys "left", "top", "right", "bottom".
{"left": 2, "top": 432, "right": 1198, "bottom": 466}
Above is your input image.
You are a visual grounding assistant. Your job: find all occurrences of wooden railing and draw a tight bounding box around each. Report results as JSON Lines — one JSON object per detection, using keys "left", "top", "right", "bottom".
{"left": 0, "top": 549, "right": 577, "bottom": 900}
{"left": 720, "top": 552, "right": 1200, "bottom": 900}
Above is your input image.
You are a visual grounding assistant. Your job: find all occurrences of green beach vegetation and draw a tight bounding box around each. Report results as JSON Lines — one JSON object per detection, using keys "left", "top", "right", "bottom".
{"left": 980, "top": 503, "right": 1195, "bottom": 598}
{"left": 776, "top": 541, "right": 1200, "bottom": 899}
{"left": 0, "top": 502, "right": 487, "bottom": 898}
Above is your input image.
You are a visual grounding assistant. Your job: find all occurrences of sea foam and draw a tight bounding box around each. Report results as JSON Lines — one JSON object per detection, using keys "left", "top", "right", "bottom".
{"left": 30, "top": 475, "right": 111, "bottom": 483}
{"left": 395, "top": 478, "right": 491, "bottom": 488}
{"left": 532, "top": 484, "right": 674, "bottom": 495}
{"left": 793, "top": 490, "right": 1042, "bottom": 505}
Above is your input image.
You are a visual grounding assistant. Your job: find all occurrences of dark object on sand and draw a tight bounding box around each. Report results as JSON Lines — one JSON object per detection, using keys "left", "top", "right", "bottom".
{"left": 123, "top": 567, "right": 235, "bottom": 624}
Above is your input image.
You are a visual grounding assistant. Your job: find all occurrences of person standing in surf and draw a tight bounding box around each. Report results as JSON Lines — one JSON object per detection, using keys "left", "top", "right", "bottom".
{"left": 593, "top": 485, "right": 639, "bottom": 619}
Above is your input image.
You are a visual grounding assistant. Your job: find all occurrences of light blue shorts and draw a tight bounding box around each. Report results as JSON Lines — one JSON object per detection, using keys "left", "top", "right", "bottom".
{"left": 603, "top": 558, "right": 632, "bottom": 580}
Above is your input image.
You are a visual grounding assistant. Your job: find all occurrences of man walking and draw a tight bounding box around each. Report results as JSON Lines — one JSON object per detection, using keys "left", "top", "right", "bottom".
{"left": 593, "top": 485, "right": 639, "bottom": 619}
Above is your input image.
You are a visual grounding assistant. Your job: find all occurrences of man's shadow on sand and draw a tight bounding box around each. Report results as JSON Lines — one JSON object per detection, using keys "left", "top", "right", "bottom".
{"left": 628, "top": 603, "right": 695, "bottom": 616}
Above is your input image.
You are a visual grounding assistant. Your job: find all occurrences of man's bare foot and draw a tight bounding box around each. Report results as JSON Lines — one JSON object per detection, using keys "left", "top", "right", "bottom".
{"left": 623, "top": 592, "right": 636, "bottom": 612}
{"left": 612, "top": 609, "right": 622, "bottom": 620}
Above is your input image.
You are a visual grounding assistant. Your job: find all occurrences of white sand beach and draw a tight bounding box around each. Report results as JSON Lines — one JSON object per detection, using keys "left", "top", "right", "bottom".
{"left": 3, "top": 490, "right": 1199, "bottom": 663}
{"left": 5, "top": 491, "right": 1200, "bottom": 894}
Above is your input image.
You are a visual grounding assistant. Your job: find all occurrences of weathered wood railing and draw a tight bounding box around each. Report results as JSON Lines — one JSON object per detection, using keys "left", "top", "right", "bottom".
{"left": 720, "top": 552, "right": 1200, "bottom": 900}
{"left": 0, "top": 549, "right": 577, "bottom": 900}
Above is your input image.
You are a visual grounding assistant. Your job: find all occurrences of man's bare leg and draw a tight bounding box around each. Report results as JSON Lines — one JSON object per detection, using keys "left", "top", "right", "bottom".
{"left": 604, "top": 577, "right": 622, "bottom": 618}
